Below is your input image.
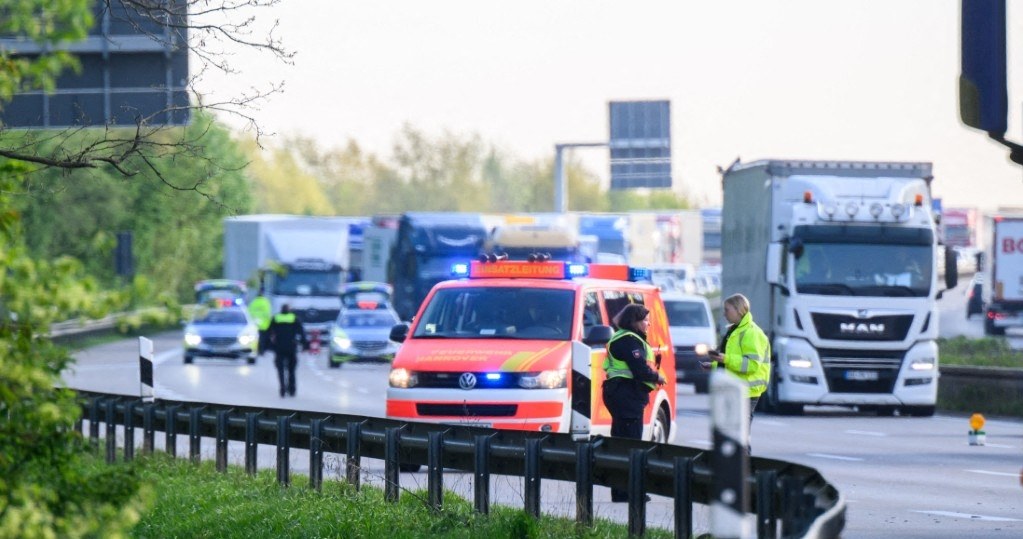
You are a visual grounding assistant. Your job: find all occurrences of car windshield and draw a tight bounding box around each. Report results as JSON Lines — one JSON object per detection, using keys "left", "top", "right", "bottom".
{"left": 794, "top": 243, "right": 932, "bottom": 297}
{"left": 339, "top": 311, "right": 399, "bottom": 328}
{"left": 196, "top": 310, "right": 247, "bottom": 324}
{"left": 413, "top": 287, "right": 575, "bottom": 340}
{"left": 665, "top": 300, "right": 709, "bottom": 327}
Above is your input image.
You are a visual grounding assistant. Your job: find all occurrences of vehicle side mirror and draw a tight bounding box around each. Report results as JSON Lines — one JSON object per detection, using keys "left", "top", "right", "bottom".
{"left": 389, "top": 323, "right": 410, "bottom": 343}
{"left": 944, "top": 248, "right": 959, "bottom": 290}
{"left": 583, "top": 325, "right": 614, "bottom": 346}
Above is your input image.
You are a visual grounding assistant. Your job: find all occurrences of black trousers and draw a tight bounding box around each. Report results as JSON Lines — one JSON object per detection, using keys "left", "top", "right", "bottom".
{"left": 609, "top": 416, "right": 643, "bottom": 501}
{"left": 274, "top": 352, "right": 298, "bottom": 396}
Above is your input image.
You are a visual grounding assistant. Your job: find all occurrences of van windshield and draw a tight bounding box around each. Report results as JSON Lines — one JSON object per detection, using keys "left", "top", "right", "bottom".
{"left": 413, "top": 287, "right": 575, "bottom": 340}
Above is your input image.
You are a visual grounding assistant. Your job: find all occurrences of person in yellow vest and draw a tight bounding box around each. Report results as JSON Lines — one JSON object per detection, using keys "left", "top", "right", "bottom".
{"left": 602, "top": 303, "right": 666, "bottom": 503}
{"left": 707, "top": 293, "right": 771, "bottom": 438}
{"left": 247, "top": 288, "right": 272, "bottom": 356}
{"left": 267, "top": 304, "right": 309, "bottom": 397}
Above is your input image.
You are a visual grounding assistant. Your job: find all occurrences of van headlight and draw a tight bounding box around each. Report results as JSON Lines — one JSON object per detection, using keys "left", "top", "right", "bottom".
{"left": 910, "top": 357, "right": 936, "bottom": 371}
{"left": 694, "top": 343, "right": 709, "bottom": 356}
{"left": 519, "top": 369, "right": 567, "bottom": 389}
{"left": 389, "top": 368, "right": 418, "bottom": 388}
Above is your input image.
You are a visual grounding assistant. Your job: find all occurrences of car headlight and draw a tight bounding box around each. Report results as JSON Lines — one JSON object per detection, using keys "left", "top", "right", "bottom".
{"left": 694, "top": 343, "right": 709, "bottom": 356}
{"left": 389, "top": 368, "right": 418, "bottom": 388}
{"left": 238, "top": 328, "right": 258, "bottom": 346}
{"left": 787, "top": 354, "right": 812, "bottom": 369}
{"left": 910, "top": 357, "right": 936, "bottom": 371}
{"left": 184, "top": 332, "right": 202, "bottom": 346}
{"left": 332, "top": 328, "right": 351, "bottom": 349}
{"left": 519, "top": 369, "right": 567, "bottom": 389}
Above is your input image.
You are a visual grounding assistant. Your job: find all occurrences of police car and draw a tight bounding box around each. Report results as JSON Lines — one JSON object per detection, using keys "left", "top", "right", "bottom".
{"left": 385, "top": 259, "right": 677, "bottom": 442}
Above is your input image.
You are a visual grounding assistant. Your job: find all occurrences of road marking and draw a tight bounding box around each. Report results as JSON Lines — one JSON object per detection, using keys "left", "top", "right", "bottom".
{"left": 981, "top": 443, "right": 1015, "bottom": 449}
{"left": 845, "top": 429, "right": 886, "bottom": 437}
{"left": 806, "top": 452, "right": 863, "bottom": 462}
{"left": 911, "top": 510, "right": 1022, "bottom": 522}
{"left": 965, "top": 469, "right": 1020, "bottom": 478}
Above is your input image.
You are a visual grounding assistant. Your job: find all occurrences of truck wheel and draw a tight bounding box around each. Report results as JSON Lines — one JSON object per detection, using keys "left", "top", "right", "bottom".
{"left": 903, "top": 405, "right": 935, "bottom": 417}
{"left": 650, "top": 406, "right": 670, "bottom": 444}
{"left": 776, "top": 401, "right": 804, "bottom": 416}
{"left": 875, "top": 406, "right": 896, "bottom": 417}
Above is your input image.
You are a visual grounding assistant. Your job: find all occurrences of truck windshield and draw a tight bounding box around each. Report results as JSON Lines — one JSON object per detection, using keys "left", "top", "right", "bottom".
{"left": 413, "top": 287, "right": 575, "bottom": 340}
{"left": 274, "top": 270, "right": 343, "bottom": 296}
{"left": 794, "top": 243, "right": 932, "bottom": 297}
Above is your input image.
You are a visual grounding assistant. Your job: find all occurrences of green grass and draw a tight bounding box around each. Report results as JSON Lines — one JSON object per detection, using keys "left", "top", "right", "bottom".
{"left": 119, "top": 453, "right": 672, "bottom": 539}
{"left": 939, "top": 336, "right": 1023, "bottom": 367}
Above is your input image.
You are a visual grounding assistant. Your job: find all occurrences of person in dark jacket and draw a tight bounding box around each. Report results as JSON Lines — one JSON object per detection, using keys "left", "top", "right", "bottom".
{"left": 267, "top": 304, "right": 308, "bottom": 397}
{"left": 602, "top": 303, "right": 666, "bottom": 502}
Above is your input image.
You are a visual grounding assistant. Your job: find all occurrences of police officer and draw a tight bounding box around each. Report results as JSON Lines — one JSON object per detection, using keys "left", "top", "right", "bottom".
{"left": 602, "top": 303, "right": 666, "bottom": 503}
{"left": 267, "top": 304, "right": 309, "bottom": 397}
{"left": 247, "top": 288, "right": 272, "bottom": 356}
{"left": 707, "top": 293, "right": 771, "bottom": 440}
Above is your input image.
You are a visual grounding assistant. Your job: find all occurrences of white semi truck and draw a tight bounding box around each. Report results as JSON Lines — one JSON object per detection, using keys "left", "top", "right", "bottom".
{"left": 223, "top": 215, "right": 351, "bottom": 334}
{"left": 721, "top": 160, "right": 957, "bottom": 416}
{"left": 980, "top": 213, "right": 1023, "bottom": 335}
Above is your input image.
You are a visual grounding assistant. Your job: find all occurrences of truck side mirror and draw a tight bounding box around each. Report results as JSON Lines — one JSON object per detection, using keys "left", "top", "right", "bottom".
{"left": 389, "top": 323, "right": 410, "bottom": 343}
{"left": 583, "top": 325, "right": 614, "bottom": 346}
{"left": 766, "top": 243, "right": 790, "bottom": 296}
{"left": 944, "top": 248, "right": 959, "bottom": 290}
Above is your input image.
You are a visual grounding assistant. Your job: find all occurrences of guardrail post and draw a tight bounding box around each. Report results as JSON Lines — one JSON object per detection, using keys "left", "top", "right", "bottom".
{"left": 189, "top": 406, "right": 204, "bottom": 464}
{"left": 524, "top": 437, "right": 543, "bottom": 518}
{"left": 384, "top": 426, "right": 401, "bottom": 502}
{"left": 780, "top": 476, "right": 802, "bottom": 537}
{"left": 474, "top": 434, "right": 492, "bottom": 515}
{"left": 428, "top": 430, "right": 445, "bottom": 509}
{"left": 143, "top": 403, "right": 155, "bottom": 454}
{"left": 276, "top": 415, "right": 292, "bottom": 487}
{"left": 757, "top": 469, "right": 778, "bottom": 539}
{"left": 105, "top": 397, "right": 119, "bottom": 463}
{"left": 673, "top": 456, "right": 694, "bottom": 539}
{"left": 627, "top": 448, "right": 649, "bottom": 538}
{"left": 165, "top": 404, "right": 180, "bottom": 458}
{"left": 124, "top": 401, "right": 136, "bottom": 462}
{"left": 346, "top": 421, "right": 363, "bottom": 490}
{"left": 245, "top": 412, "right": 261, "bottom": 475}
{"left": 575, "top": 440, "right": 594, "bottom": 527}
{"left": 710, "top": 371, "right": 750, "bottom": 539}
{"left": 216, "top": 409, "right": 231, "bottom": 473}
{"left": 310, "top": 418, "right": 326, "bottom": 492}
{"left": 89, "top": 397, "right": 101, "bottom": 449}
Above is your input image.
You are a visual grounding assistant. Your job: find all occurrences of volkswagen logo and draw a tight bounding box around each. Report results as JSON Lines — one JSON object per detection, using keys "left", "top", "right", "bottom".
{"left": 458, "top": 372, "right": 477, "bottom": 390}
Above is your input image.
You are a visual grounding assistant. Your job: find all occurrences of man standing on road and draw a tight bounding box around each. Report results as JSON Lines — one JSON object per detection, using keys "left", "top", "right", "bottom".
{"left": 248, "top": 288, "right": 272, "bottom": 357}
{"left": 267, "top": 304, "right": 308, "bottom": 397}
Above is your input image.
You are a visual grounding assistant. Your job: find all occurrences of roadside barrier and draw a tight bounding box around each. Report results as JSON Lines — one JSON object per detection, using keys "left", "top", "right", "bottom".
{"left": 75, "top": 390, "right": 845, "bottom": 538}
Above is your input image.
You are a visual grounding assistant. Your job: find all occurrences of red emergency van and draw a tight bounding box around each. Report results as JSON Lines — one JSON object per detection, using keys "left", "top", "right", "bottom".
{"left": 386, "top": 259, "right": 677, "bottom": 443}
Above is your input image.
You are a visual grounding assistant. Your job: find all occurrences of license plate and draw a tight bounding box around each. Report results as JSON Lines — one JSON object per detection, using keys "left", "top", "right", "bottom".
{"left": 845, "top": 370, "right": 879, "bottom": 381}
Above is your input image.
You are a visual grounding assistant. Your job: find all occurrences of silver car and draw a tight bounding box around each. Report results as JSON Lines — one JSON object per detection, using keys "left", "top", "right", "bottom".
{"left": 329, "top": 307, "right": 401, "bottom": 367}
{"left": 182, "top": 307, "right": 259, "bottom": 364}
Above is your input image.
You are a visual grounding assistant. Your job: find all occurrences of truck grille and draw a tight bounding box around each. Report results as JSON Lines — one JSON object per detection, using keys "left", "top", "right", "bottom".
{"left": 818, "top": 348, "right": 903, "bottom": 394}
{"left": 416, "top": 403, "right": 517, "bottom": 417}
{"left": 294, "top": 308, "right": 339, "bottom": 324}
{"left": 811, "top": 313, "right": 913, "bottom": 341}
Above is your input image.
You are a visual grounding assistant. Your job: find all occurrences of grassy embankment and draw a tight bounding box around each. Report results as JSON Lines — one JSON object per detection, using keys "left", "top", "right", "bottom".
{"left": 937, "top": 336, "right": 1023, "bottom": 417}
{"left": 114, "top": 453, "right": 673, "bottom": 539}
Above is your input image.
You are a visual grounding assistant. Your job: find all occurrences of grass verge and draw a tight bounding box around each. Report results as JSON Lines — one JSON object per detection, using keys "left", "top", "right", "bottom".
{"left": 939, "top": 336, "right": 1022, "bottom": 367}
{"left": 117, "top": 453, "right": 672, "bottom": 539}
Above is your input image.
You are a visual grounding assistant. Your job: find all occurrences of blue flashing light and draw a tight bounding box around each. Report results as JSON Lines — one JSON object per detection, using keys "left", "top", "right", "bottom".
{"left": 485, "top": 373, "right": 502, "bottom": 381}
{"left": 451, "top": 262, "right": 470, "bottom": 277}
{"left": 629, "top": 267, "right": 651, "bottom": 282}
{"left": 566, "top": 263, "right": 589, "bottom": 278}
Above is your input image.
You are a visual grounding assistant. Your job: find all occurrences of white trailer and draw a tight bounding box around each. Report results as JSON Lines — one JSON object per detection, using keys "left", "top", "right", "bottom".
{"left": 722, "top": 160, "right": 957, "bottom": 416}
{"left": 981, "top": 214, "right": 1023, "bottom": 335}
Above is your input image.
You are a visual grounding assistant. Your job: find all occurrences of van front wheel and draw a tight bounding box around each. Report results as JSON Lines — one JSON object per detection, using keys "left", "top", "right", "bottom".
{"left": 650, "top": 406, "right": 670, "bottom": 444}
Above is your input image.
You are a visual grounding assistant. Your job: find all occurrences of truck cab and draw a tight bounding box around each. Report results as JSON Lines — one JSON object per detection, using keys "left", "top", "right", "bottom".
{"left": 386, "top": 259, "right": 677, "bottom": 442}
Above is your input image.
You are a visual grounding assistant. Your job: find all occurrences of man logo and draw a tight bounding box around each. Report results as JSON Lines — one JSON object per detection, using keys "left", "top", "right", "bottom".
{"left": 459, "top": 372, "right": 477, "bottom": 390}
{"left": 840, "top": 322, "right": 885, "bottom": 336}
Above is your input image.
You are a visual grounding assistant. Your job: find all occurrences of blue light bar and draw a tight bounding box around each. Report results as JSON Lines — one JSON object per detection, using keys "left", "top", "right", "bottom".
{"left": 566, "top": 263, "right": 589, "bottom": 278}
{"left": 629, "top": 267, "right": 652, "bottom": 282}
{"left": 451, "top": 262, "right": 470, "bottom": 277}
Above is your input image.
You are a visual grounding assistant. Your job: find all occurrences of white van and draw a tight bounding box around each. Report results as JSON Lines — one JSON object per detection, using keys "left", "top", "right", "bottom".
{"left": 662, "top": 292, "right": 717, "bottom": 393}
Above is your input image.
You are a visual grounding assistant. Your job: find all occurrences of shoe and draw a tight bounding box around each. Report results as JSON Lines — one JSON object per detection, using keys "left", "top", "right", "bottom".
{"left": 279, "top": 388, "right": 286, "bottom": 397}
{"left": 288, "top": 388, "right": 296, "bottom": 397}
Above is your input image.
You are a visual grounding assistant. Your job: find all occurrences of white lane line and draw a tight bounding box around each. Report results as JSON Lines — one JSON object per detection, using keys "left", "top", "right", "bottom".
{"left": 845, "top": 429, "right": 886, "bottom": 437}
{"left": 911, "top": 510, "right": 1022, "bottom": 522}
{"left": 965, "top": 469, "right": 1020, "bottom": 478}
{"left": 982, "top": 443, "right": 1015, "bottom": 449}
{"left": 806, "top": 452, "right": 864, "bottom": 462}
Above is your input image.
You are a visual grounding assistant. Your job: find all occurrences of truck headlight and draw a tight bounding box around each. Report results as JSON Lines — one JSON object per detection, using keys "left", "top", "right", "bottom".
{"left": 184, "top": 332, "right": 202, "bottom": 346}
{"left": 389, "top": 368, "right": 418, "bottom": 388}
{"left": 694, "top": 343, "right": 709, "bottom": 356}
{"left": 519, "top": 369, "right": 567, "bottom": 389}
{"left": 910, "top": 357, "right": 936, "bottom": 371}
{"left": 787, "top": 354, "right": 812, "bottom": 369}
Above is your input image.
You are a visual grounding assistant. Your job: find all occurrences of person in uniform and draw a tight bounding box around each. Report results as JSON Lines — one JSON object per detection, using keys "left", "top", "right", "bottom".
{"left": 247, "top": 288, "right": 272, "bottom": 356}
{"left": 602, "top": 303, "right": 666, "bottom": 503}
{"left": 267, "top": 304, "right": 308, "bottom": 397}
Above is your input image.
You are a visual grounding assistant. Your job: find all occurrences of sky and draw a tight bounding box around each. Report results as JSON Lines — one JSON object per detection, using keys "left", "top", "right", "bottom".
{"left": 199, "top": 0, "right": 1023, "bottom": 212}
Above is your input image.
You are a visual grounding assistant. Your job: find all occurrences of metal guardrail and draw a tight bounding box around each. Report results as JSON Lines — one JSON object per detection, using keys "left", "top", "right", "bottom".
{"left": 75, "top": 390, "right": 845, "bottom": 538}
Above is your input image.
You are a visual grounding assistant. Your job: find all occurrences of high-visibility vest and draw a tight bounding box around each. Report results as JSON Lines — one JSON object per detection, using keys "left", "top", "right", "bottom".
{"left": 604, "top": 329, "right": 657, "bottom": 391}
{"left": 713, "top": 312, "right": 771, "bottom": 398}
{"left": 248, "top": 296, "right": 272, "bottom": 330}
{"left": 273, "top": 312, "right": 297, "bottom": 324}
